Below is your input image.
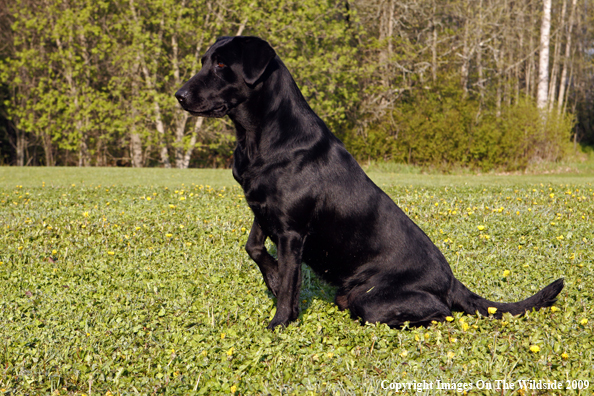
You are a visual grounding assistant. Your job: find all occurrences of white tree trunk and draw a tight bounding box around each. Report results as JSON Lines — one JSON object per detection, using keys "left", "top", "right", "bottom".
{"left": 130, "top": 131, "right": 143, "bottom": 167}
{"left": 548, "top": 0, "right": 567, "bottom": 112}
{"left": 16, "top": 127, "right": 26, "bottom": 167}
{"left": 537, "top": 0, "right": 552, "bottom": 110}
{"left": 557, "top": 0, "right": 578, "bottom": 114}
{"left": 182, "top": 117, "right": 205, "bottom": 169}
{"left": 130, "top": 0, "right": 170, "bottom": 168}
{"left": 460, "top": 6, "right": 471, "bottom": 97}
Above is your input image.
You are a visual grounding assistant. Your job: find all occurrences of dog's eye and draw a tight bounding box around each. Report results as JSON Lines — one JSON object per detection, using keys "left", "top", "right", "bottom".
{"left": 216, "top": 62, "right": 226, "bottom": 69}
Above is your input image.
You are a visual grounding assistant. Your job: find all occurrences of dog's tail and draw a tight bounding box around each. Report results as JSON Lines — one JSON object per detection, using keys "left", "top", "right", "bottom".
{"left": 450, "top": 278, "right": 564, "bottom": 318}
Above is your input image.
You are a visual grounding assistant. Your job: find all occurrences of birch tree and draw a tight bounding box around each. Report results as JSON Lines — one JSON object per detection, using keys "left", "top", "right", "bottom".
{"left": 537, "top": 0, "right": 552, "bottom": 110}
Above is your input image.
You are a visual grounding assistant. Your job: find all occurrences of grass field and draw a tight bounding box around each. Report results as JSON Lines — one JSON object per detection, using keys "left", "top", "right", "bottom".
{"left": 0, "top": 167, "right": 593, "bottom": 395}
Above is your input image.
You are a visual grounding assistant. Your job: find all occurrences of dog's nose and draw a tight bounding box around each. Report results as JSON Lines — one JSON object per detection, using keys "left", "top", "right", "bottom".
{"left": 175, "top": 89, "right": 188, "bottom": 104}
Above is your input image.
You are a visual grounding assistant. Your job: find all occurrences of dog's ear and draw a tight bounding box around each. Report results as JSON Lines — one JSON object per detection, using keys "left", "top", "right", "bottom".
{"left": 237, "top": 37, "right": 276, "bottom": 85}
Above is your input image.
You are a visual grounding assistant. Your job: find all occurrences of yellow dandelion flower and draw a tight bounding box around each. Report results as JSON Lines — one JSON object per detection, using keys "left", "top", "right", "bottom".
{"left": 230, "top": 385, "right": 237, "bottom": 394}
{"left": 462, "top": 322, "right": 469, "bottom": 331}
{"left": 241, "top": 227, "right": 246, "bottom": 232}
{"left": 18, "top": 246, "right": 23, "bottom": 251}
{"left": 445, "top": 316, "right": 454, "bottom": 322}
{"left": 556, "top": 235, "right": 564, "bottom": 240}
{"left": 488, "top": 307, "right": 497, "bottom": 315}
{"left": 477, "top": 225, "right": 485, "bottom": 231}
{"left": 107, "top": 251, "right": 115, "bottom": 255}
{"left": 503, "top": 270, "right": 510, "bottom": 277}
{"left": 580, "top": 318, "right": 588, "bottom": 326}
{"left": 550, "top": 306, "right": 559, "bottom": 312}
{"left": 221, "top": 333, "right": 226, "bottom": 339}
{"left": 83, "top": 212, "right": 89, "bottom": 217}
{"left": 447, "top": 351, "right": 455, "bottom": 359}
{"left": 52, "top": 249, "right": 57, "bottom": 255}
{"left": 561, "top": 352, "right": 568, "bottom": 360}
{"left": 327, "top": 352, "right": 334, "bottom": 358}
{"left": 226, "top": 347, "right": 234, "bottom": 356}
{"left": 529, "top": 345, "right": 540, "bottom": 353}
{"left": 146, "top": 197, "right": 151, "bottom": 201}
{"left": 169, "top": 204, "right": 176, "bottom": 209}
{"left": 399, "top": 350, "right": 408, "bottom": 358}
{"left": 165, "top": 233, "right": 173, "bottom": 238}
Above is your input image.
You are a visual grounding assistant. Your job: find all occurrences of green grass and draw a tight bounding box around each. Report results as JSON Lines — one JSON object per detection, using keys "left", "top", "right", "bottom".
{"left": 2, "top": 165, "right": 594, "bottom": 189}
{"left": 0, "top": 168, "right": 593, "bottom": 395}
{"left": 0, "top": 167, "right": 237, "bottom": 189}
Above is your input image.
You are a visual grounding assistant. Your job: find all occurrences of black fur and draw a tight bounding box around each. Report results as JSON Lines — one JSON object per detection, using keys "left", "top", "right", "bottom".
{"left": 175, "top": 36, "right": 564, "bottom": 330}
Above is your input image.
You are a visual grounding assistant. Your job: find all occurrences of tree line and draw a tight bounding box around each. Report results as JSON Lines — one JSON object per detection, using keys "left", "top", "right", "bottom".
{"left": 0, "top": 0, "right": 592, "bottom": 170}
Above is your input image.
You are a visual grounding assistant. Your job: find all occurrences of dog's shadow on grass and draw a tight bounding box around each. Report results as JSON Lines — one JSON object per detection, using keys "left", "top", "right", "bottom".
{"left": 264, "top": 263, "right": 338, "bottom": 319}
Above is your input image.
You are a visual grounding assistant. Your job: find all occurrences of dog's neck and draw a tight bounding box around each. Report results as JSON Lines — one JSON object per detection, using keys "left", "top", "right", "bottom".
{"left": 229, "top": 58, "right": 323, "bottom": 160}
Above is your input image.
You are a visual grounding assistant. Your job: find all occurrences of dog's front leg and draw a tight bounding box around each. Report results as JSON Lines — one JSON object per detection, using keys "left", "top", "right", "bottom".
{"left": 245, "top": 219, "right": 281, "bottom": 296}
{"left": 267, "top": 231, "right": 304, "bottom": 330}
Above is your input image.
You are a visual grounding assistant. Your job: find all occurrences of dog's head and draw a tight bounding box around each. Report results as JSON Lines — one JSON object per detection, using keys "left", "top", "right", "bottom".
{"left": 175, "top": 36, "right": 276, "bottom": 118}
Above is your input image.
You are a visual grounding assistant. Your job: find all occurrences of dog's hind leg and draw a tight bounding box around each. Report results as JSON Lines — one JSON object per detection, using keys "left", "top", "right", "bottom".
{"left": 245, "top": 219, "right": 281, "bottom": 297}
{"left": 348, "top": 288, "right": 452, "bottom": 328}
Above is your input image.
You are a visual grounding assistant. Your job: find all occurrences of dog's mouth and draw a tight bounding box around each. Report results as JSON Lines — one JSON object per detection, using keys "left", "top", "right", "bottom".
{"left": 186, "top": 104, "right": 228, "bottom": 118}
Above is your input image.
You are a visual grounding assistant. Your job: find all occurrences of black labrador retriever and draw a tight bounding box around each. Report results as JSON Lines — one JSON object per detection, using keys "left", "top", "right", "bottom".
{"left": 175, "top": 36, "right": 564, "bottom": 330}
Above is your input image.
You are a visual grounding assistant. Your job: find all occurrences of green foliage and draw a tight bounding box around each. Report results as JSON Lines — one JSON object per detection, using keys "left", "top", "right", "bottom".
{"left": 0, "top": 170, "right": 593, "bottom": 394}
{"left": 1, "top": 0, "right": 122, "bottom": 165}
{"left": 191, "top": 131, "right": 236, "bottom": 169}
{"left": 0, "top": 0, "right": 588, "bottom": 168}
{"left": 245, "top": 0, "right": 362, "bottom": 133}
{"left": 346, "top": 81, "right": 574, "bottom": 171}
{"left": 0, "top": 0, "right": 362, "bottom": 167}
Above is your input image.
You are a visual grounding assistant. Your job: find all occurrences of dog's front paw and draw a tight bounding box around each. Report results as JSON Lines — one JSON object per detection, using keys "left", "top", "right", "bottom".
{"left": 267, "top": 307, "right": 299, "bottom": 330}
{"left": 266, "top": 316, "right": 289, "bottom": 330}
